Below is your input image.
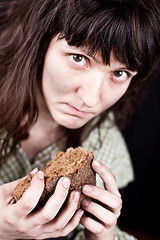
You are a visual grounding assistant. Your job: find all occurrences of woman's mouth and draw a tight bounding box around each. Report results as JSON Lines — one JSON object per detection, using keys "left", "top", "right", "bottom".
{"left": 65, "top": 104, "right": 90, "bottom": 117}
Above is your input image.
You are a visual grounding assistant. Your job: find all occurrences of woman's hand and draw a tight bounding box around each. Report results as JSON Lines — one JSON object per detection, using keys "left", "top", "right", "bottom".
{"left": 81, "top": 159, "right": 122, "bottom": 240}
{"left": 0, "top": 170, "right": 84, "bottom": 239}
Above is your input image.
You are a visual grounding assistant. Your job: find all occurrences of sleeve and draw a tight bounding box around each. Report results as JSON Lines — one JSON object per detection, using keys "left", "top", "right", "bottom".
{"left": 67, "top": 225, "right": 137, "bottom": 240}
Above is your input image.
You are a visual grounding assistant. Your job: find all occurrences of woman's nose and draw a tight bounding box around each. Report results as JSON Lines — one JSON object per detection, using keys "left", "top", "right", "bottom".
{"left": 77, "top": 71, "right": 104, "bottom": 108}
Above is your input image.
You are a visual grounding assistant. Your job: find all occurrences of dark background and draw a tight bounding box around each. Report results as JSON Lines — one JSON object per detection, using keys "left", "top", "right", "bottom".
{"left": 118, "top": 63, "right": 160, "bottom": 240}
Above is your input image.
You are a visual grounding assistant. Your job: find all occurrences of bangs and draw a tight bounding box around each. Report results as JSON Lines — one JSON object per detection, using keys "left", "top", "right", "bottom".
{"left": 55, "top": 0, "right": 159, "bottom": 74}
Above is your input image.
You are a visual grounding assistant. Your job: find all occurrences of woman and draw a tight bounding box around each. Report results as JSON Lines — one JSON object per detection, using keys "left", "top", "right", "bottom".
{"left": 0, "top": 0, "right": 160, "bottom": 239}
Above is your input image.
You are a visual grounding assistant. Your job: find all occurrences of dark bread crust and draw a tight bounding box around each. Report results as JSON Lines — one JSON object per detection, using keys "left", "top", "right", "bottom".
{"left": 13, "top": 147, "right": 96, "bottom": 209}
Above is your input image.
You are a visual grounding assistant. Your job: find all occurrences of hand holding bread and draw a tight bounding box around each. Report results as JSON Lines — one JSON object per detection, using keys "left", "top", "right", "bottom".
{"left": 0, "top": 147, "right": 121, "bottom": 240}
{"left": 13, "top": 147, "right": 96, "bottom": 209}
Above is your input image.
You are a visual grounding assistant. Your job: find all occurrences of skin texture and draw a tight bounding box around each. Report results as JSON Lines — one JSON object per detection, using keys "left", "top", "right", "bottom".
{"left": 42, "top": 36, "right": 137, "bottom": 130}
{"left": 0, "top": 36, "right": 137, "bottom": 239}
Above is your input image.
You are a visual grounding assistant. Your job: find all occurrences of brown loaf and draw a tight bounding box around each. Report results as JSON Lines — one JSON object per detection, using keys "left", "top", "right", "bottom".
{"left": 13, "top": 147, "right": 96, "bottom": 209}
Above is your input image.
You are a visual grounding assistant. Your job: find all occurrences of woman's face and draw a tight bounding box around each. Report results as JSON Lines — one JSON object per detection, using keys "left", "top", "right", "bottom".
{"left": 42, "top": 36, "right": 137, "bottom": 129}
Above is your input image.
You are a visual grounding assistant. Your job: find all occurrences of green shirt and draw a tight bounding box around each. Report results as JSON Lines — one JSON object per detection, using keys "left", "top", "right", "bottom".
{"left": 0, "top": 112, "right": 137, "bottom": 240}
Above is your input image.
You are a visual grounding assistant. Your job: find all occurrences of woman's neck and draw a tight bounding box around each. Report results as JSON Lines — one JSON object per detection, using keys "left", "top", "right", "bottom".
{"left": 20, "top": 94, "right": 65, "bottom": 161}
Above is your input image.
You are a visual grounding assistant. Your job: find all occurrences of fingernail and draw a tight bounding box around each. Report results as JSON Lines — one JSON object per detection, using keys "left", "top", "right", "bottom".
{"left": 82, "top": 199, "right": 91, "bottom": 208}
{"left": 93, "top": 159, "right": 101, "bottom": 167}
{"left": 31, "top": 168, "right": 38, "bottom": 174}
{"left": 79, "top": 210, "right": 84, "bottom": 218}
{"left": 8, "top": 197, "right": 16, "bottom": 205}
{"left": 38, "top": 171, "right": 44, "bottom": 180}
{"left": 72, "top": 191, "right": 79, "bottom": 202}
{"left": 62, "top": 177, "right": 70, "bottom": 189}
{"left": 83, "top": 185, "right": 93, "bottom": 192}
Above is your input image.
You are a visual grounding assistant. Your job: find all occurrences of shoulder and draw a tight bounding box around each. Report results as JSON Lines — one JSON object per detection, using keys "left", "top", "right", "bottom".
{"left": 81, "top": 112, "right": 134, "bottom": 189}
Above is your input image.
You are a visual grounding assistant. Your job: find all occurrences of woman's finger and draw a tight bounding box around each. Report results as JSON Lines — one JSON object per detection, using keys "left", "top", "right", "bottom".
{"left": 1, "top": 168, "right": 38, "bottom": 204}
{"left": 81, "top": 199, "right": 117, "bottom": 227}
{"left": 0, "top": 180, "right": 21, "bottom": 204}
{"left": 30, "top": 177, "right": 71, "bottom": 225}
{"left": 82, "top": 185, "right": 122, "bottom": 215}
{"left": 59, "top": 209, "right": 84, "bottom": 237}
{"left": 92, "top": 159, "right": 121, "bottom": 197}
{"left": 51, "top": 190, "right": 80, "bottom": 229}
{"left": 80, "top": 214, "right": 105, "bottom": 236}
{"left": 13, "top": 171, "right": 45, "bottom": 216}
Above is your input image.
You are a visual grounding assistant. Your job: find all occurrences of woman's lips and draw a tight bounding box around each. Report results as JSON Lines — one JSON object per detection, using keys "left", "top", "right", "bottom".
{"left": 66, "top": 104, "right": 90, "bottom": 117}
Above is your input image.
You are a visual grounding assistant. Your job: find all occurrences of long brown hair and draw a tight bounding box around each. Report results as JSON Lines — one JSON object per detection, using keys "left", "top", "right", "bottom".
{"left": 0, "top": 0, "right": 160, "bottom": 161}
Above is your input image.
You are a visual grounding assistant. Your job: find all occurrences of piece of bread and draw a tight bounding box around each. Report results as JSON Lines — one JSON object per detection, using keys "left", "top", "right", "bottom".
{"left": 13, "top": 147, "right": 96, "bottom": 209}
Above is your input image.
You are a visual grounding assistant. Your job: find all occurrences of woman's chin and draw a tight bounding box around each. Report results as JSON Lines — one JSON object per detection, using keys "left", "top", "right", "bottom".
{"left": 58, "top": 116, "right": 89, "bottom": 129}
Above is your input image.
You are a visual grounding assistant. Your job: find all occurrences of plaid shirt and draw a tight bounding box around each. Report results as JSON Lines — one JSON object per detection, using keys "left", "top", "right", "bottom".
{"left": 0, "top": 112, "right": 137, "bottom": 240}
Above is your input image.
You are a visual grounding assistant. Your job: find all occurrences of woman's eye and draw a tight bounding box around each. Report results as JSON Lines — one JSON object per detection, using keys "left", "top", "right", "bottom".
{"left": 112, "top": 71, "right": 130, "bottom": 82}
{"left": 70, "top": 54, "right": 87, "bottom": 67}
